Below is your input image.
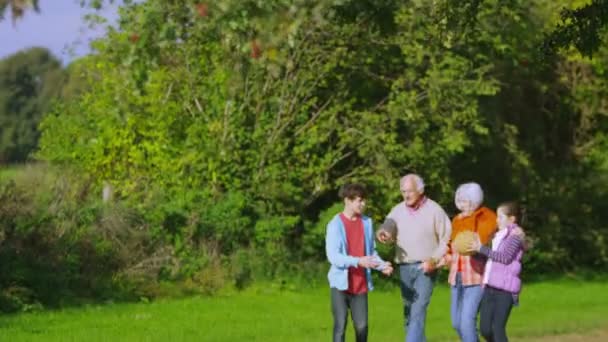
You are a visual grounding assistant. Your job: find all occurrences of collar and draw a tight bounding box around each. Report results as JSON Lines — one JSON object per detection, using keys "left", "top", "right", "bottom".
{"left": 406, "top": 196, "right": 427, "bottom": 214}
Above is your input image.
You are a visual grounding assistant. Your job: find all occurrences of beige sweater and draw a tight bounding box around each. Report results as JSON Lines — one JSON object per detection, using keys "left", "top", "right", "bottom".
{"left": 381, "top": 199, "right": 452, "bottom": 264}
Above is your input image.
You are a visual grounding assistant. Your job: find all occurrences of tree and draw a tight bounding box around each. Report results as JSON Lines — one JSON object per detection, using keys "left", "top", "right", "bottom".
{"left": 34, "top": 0, "right": 608, "bottom": 275}
{"left": 0, "top": 47, "right": 64, "bottom": 163}
{"left": 543, "top": 0, "right": 608, "bottom": 57}
{"left": 37, "top": 0, "right": 497, "bottom": 254}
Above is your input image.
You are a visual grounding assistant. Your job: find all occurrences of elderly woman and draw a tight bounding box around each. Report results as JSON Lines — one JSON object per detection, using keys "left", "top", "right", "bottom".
{"left": 445, "top": 183, "right": 497, "bottom": 342}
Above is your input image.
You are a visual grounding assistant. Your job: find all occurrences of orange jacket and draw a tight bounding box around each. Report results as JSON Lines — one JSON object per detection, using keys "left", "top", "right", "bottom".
{"left": 451, "top": 206, "right": 497, "bottom": 245}
{"left": 446, "top": 206, "right": 497, "bottom": 286}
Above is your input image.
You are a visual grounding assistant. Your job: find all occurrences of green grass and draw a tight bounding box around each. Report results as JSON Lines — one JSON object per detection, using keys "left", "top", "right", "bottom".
{"left": 0, "top": 280, "right": 606, "bottom": 341}
{"left": 0, "top": 165, "right": 21, "bottom": 181}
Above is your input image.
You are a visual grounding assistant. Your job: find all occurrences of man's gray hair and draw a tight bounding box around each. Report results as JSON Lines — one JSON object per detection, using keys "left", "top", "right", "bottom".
{"left": 400, "top": 174, "right": 425, "bottom": 193}
{"left": 454, "top": 182, "right": 484, "bottom": 210}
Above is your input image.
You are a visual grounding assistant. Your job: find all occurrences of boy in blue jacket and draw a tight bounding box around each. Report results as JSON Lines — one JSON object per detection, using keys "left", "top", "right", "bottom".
{"left": 326, "top": 183, "right": 393, "bottom": 342}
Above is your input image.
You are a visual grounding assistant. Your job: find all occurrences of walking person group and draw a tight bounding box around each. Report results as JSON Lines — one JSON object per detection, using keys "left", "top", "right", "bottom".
{"left": 325, "top": 174, "right": 527, "bottom": 342}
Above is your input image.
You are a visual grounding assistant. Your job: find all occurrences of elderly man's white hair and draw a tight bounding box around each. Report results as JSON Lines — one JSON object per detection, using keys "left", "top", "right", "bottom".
{"left": 454, "top": 182, "right": 484, "bottom": 210}
{"left": 400, "top": 174, "right": 425, "bottom": 193}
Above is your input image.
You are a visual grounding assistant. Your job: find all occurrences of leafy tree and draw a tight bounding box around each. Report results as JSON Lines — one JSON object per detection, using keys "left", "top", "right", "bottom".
{"left": 37, "top": 0, "right": 497, "bottom": 256}
{"left": 0, "top": 47, "right": 64, "bottom": 163}
{"left": 543, "top": 0, "right": 608, "bottom": 57}
{"left": 33, "top": 0, "right": 608, "bottom": 277}
{"left": 446, "top": 0, "right": 608, "bottom": 270}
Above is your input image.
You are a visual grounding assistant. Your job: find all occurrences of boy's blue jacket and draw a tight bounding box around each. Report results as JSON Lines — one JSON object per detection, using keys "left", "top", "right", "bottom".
{"left": 325, "top": 214, "right": 388, "bottom": 291}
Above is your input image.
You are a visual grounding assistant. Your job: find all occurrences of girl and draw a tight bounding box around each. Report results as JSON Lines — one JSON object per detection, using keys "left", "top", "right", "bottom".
{"left": 446, "top": 183, "right": 497, "bottom": 342}
{"left": 468, "top": 201, "right": 526, "bottom": 342}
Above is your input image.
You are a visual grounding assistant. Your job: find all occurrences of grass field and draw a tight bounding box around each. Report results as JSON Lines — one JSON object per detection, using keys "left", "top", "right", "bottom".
{"left": 0, "top": 279, "right": 606, "bottom": 341}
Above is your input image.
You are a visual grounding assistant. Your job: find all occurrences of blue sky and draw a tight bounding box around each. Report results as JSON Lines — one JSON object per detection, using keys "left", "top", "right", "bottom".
{"left": 0, "top": 1, "right": 120, "bottom": 64}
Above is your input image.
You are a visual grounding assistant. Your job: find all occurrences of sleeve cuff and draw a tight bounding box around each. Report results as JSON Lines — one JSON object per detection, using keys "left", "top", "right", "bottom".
{"left": 479, "top": 245, "right": 491, "bottom": 256}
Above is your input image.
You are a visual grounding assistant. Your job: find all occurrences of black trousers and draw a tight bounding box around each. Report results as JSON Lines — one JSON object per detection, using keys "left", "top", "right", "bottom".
{"left": 479, "top": 286, "right": 514, "bottom": 342}
{"left": 331, "top": 288, "right": 368, "bottom": 342}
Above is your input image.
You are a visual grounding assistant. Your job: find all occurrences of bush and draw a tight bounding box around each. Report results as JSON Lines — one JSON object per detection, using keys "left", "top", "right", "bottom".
{"left": 0, "top": 164, "right": 155, "bottom": 311}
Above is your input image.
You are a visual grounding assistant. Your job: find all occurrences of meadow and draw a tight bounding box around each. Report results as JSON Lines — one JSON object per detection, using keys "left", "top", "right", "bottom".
{"left": 0, "top": 279, "right": 606, "bottom": 341}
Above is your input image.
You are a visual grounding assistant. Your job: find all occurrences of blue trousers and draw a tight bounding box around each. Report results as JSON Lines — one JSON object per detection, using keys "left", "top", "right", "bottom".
{"left": 450, "top": 273, "right": 484, "bottom": 342}
{"left": 399, "top": 263, "right": 435, "bottom": 342}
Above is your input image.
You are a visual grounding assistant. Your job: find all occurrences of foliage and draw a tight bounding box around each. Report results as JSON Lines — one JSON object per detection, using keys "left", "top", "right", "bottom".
{"left": 0, "top": 47, "right": 65, "bottom": 163}
{"left": 0, "top": 164, "right": 131, "bottom": 311}
{"left": 37, "top": 0, "right": 498, "bottom": 249}
{"left": 543, "top": 0, "right": 608, "bottom": 57}
{"left": 0, "top": 0, "right": 605, "bottom": 305}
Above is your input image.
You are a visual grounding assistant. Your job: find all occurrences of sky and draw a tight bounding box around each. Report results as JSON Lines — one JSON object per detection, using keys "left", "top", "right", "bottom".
{"left": 0, "top": 0, "right": 121, "bottom": 65}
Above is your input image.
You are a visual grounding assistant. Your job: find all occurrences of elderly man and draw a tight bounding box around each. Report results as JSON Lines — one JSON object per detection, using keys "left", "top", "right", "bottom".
{"left": 376, "top": 174, "right": 452, "bottom": 342}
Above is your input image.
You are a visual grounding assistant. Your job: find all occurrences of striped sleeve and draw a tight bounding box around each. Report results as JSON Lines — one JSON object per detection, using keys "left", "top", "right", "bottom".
{"left": 479, "top": 235, "right": 523, "bottom": 264}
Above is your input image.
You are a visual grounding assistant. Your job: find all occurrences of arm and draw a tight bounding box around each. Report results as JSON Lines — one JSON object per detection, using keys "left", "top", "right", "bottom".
{"left": 371, "top": 242, "right": 393, "bottom": 275}
{"left": 364, "top": 217, "right": 392, "bottom": 274}
{"left": 440, "top": 217, "right": 459, "bottom": 268}
{"left": 325, "top": 221, "right": 359, "bottom": 268}
{"left": 478, "top": 235, "right": 523, "bottom": 264}
{"left": 370, "top": 235, "right": 390, "bottom": 271}
{"left": 431, "top": 211, "right": 452, "bottom": 261}
{"left": 437, "top": 243, "right": 453, "bottom": 268}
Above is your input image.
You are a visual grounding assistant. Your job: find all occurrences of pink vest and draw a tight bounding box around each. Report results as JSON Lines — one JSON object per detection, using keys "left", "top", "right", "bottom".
{"left": 484, "top": 228, "right": 524, "bottom": 294}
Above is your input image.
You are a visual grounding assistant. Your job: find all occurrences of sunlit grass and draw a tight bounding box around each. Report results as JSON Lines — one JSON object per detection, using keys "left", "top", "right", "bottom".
{"left": 0, "top": 279, "right": 606, "bottom": 341}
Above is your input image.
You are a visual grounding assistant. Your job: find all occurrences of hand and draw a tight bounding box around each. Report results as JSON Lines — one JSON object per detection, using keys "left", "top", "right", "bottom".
{"left": 435, "top": 256, "right": 447, "bottom": 269}
{"left": 376, "top": 230, "right": 392, "bottom": 244}
{"left": 466, "top": 235, "right": 482, "bottom": 253}
{"left": 381, "top": 262, "right": 393, "bottom": 276}
{"left": 358, "top": 256, "right": 380, "bottom": 269}
{"left": 419, "top": 259, "right": 436, "bottom": 274}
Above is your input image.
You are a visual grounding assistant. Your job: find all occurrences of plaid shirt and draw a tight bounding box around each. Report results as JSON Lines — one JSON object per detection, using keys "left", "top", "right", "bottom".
{"left": 446, "top": 207, "right": 497, "bottom": 286}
